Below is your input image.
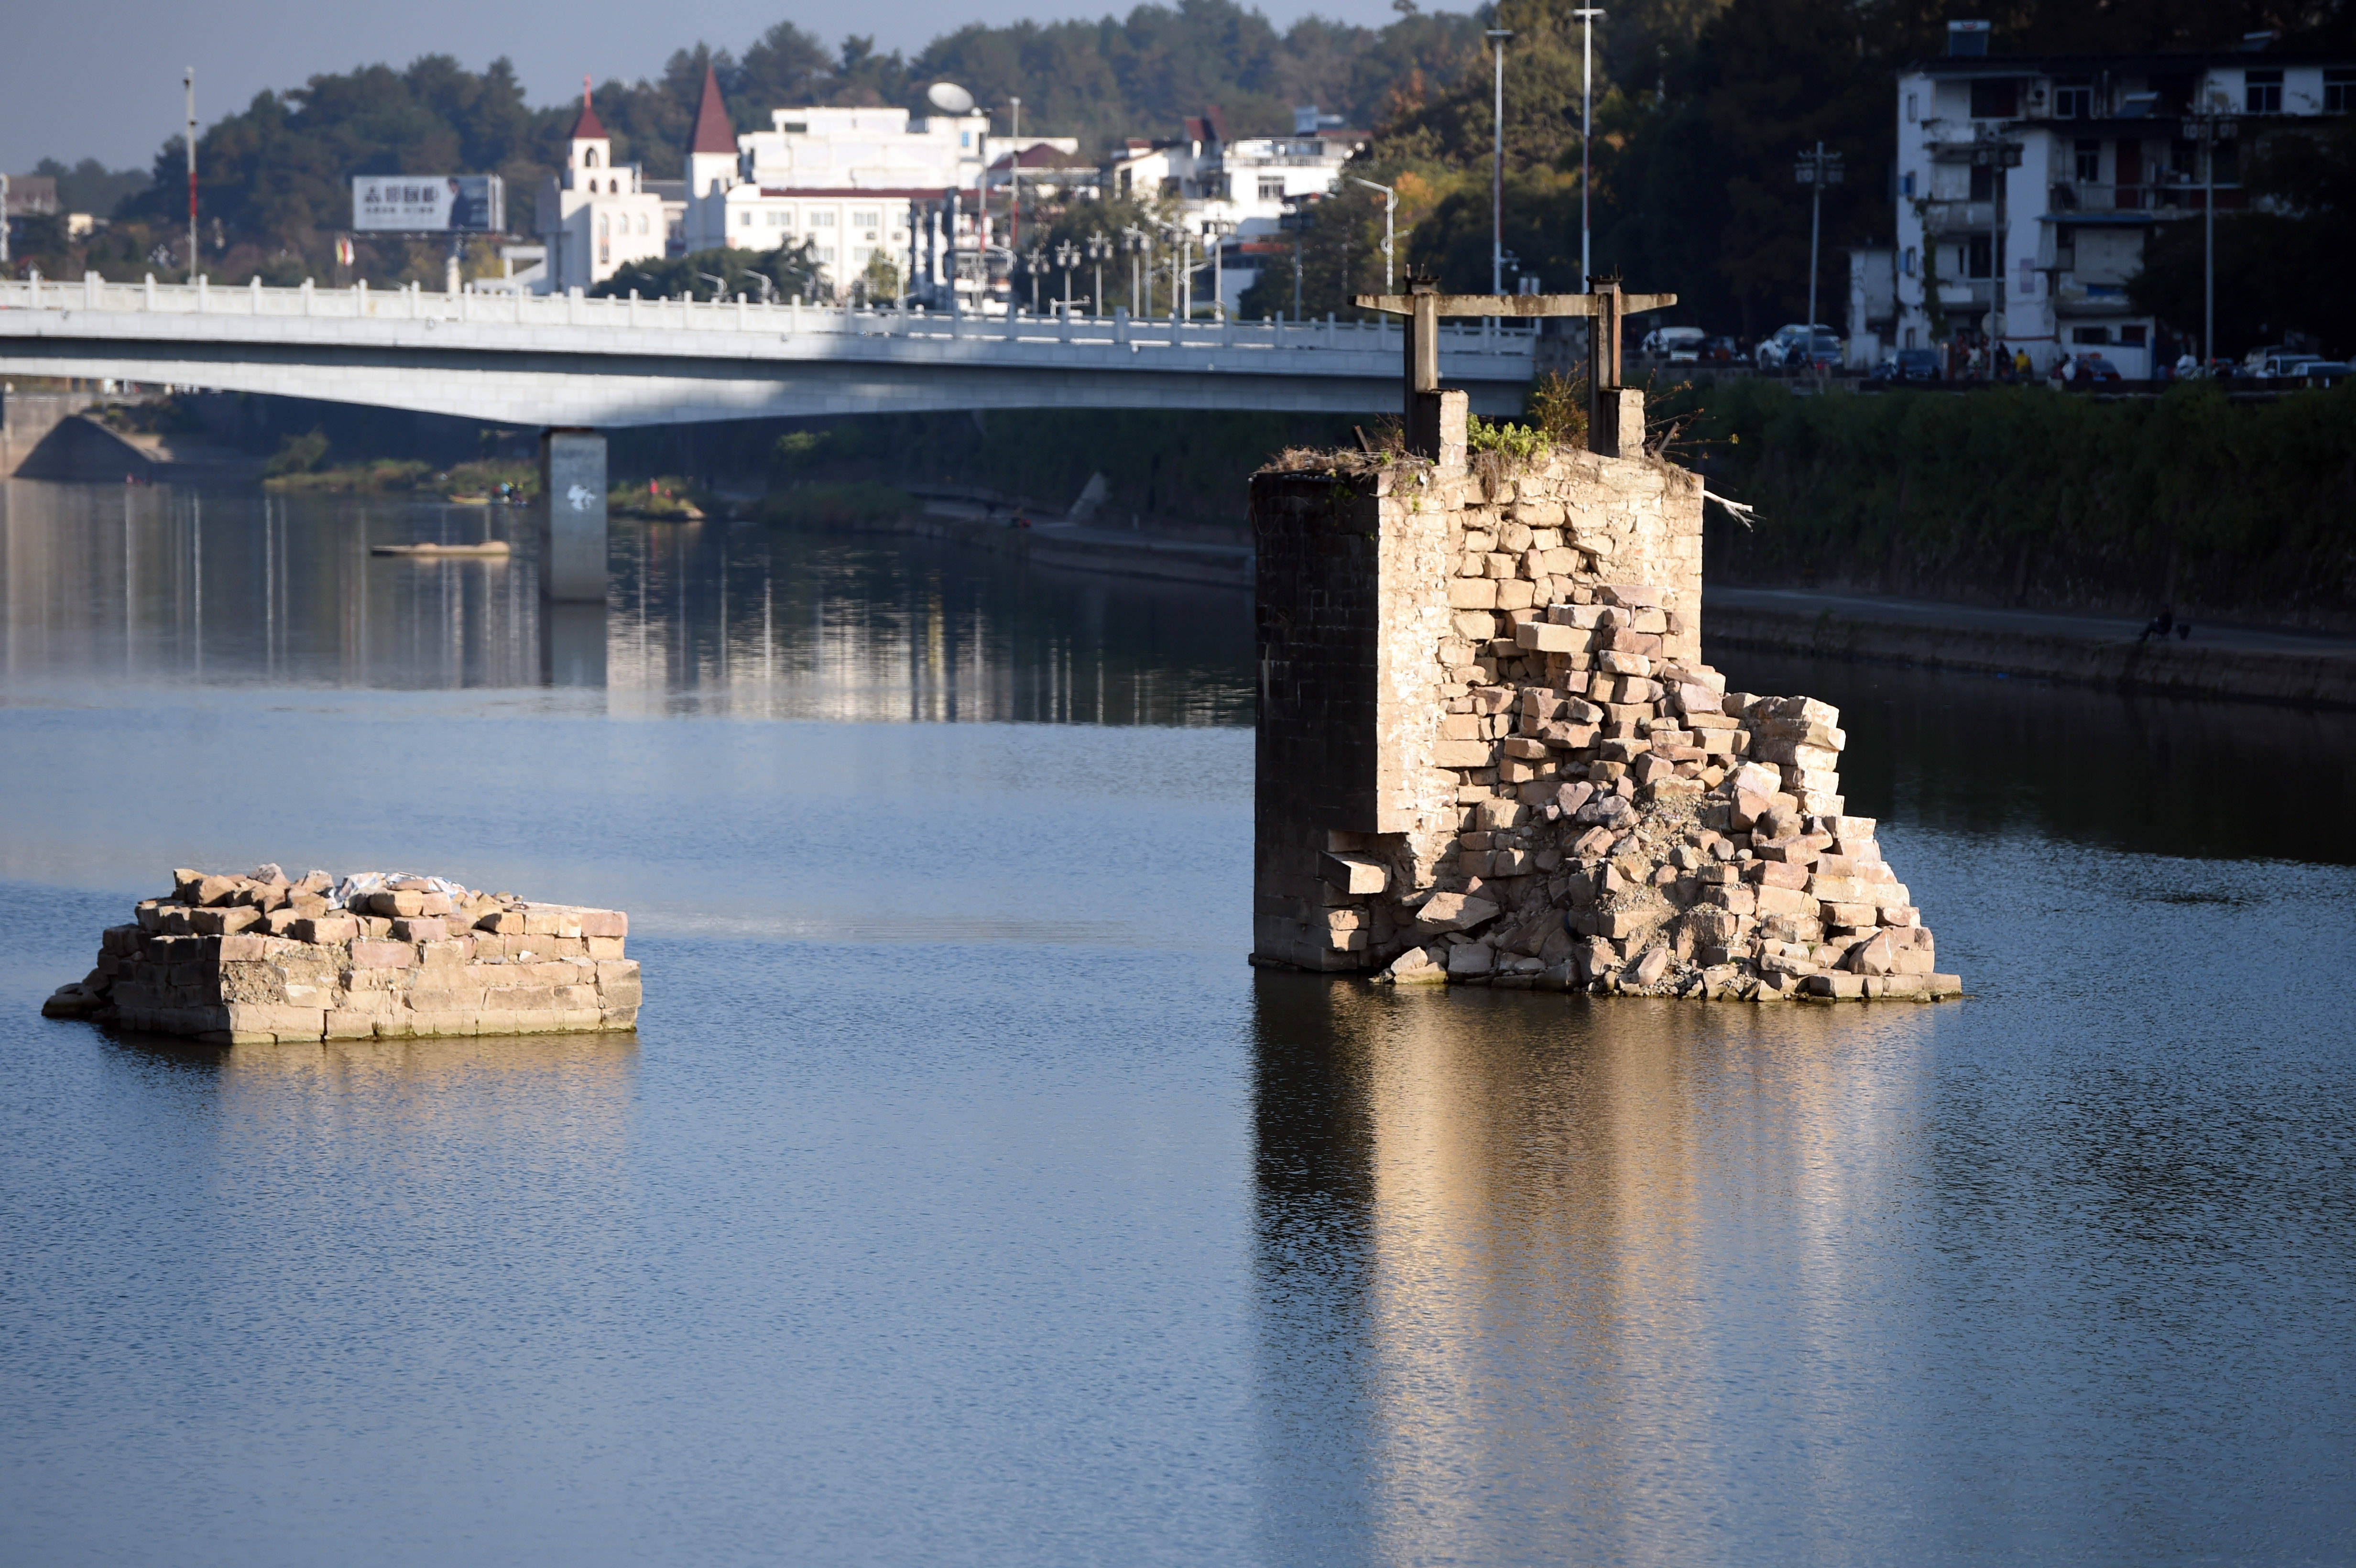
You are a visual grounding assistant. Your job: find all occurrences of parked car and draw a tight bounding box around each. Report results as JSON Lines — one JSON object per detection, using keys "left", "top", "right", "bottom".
{"left": 2066, "top": 353, "right": 2124, "bottom": 384}
{"left": 1642, "top": 325, "right": 1708, "bottom": 363}
{"left": 1754, "top": 323, "right": 1818, "bottom": 370}
{"left": 2298, "top": 360, "right": 2350, "bottom": 387}
{"left": 1702, "top": 335, "right": 1741, "bottom": 364}
{"left": 1868, "top": 347, "right": 1942, "bottom": 384}
{"left": 2253, "top": 352, "right": 2325, "bottom": 381}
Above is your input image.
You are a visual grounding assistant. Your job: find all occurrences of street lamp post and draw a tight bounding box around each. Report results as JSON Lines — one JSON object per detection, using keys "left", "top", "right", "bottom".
{"left": 1055, "top": 238, "right": 1079, "bottom": 316}
{"left": 1206, "top": 220, "right": 1233, "bottom": 318}
{"left": 1485, "top": 29, "right": 1512, "bottom": 300}
{"left": 1349, "top": 176, "right": 1396, "bottom": 293}
{"left": 1086, "top": 231, "right": 1112, "bottom": 316}
{"left": 1573, "top": 11, "right": 1602, "bottom": 287}
{"left": 185, "top": 66, "right": 199, "bottom": 283}
{"left": 1795, "top": 141, "right": 1844, "bottom": 375}
{"left": 2182, "top": 95, "right": 2234, "bottom": 373}
{"left": 1026, "top": 245, "right": 1045, "bottom": 315}
{"left": 1005, "top": 96, "right": 1022, "bottom": 260}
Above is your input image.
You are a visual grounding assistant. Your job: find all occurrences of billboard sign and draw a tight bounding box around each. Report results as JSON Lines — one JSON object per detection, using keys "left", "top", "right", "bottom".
{"left": 351, "top": 174, "right": 504, "bottom": 233}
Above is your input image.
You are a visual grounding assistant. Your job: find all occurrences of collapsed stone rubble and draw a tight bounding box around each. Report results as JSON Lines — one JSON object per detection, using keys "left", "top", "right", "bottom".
{"left": 42, "top": 866, "right": 640, "bottom": 1042}
{"left": 1251, "top": 436, "right": 1960, "bottom": 1002}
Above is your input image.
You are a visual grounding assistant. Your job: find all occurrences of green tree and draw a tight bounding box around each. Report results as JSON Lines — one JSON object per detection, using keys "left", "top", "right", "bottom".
{"left": 590, "top": 241, "right": 825, "bottom": 301}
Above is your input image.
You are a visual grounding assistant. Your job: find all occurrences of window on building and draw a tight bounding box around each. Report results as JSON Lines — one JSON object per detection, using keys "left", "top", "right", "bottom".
{"left": 1901, "top": 169, "right": 1916, "bottom": 196}
{"left": 1903, "top": 246, "right": 1917, "bottom": 275}
{"left": 1969, "top": 79, "right": 2019, "bottom": 118}
{"left": 1964, "top": 236, "right": 1992, "bottom": 277}
{"left": 2054, "top": 77, "right": 2093, "bottom": 118}
{"left": 2327, "top": 70, "right": 2355, "bottom": 113}
{"left": 1906, "top": 91, "right": 1918, "bottom": 122}
{"left": 2075, "top": 139, "right": 2102, "bottom": 182}
{"left": 2120, "top": 325, "right": 2147, "bottom": 345}
{"left": 2072, "top": 326, "right": 2111, "bottom": 344}
{"left": 586, "top": 148, "right": 600, "bottom": 167}
{"left": 852, "top": 210, "right": 879, "bottom": 229}
{"left": 2246, "top": 69, "right": 2283, "bottom": 114}
{"left": 818, "top": 246, "right": 835, "bottom": 263}
{"left": 812, "top": 210, "right": 835, "bottom": 226}
{"left": 740, "top": 210, "right": 754, "bottom": 228}
{"left": 960, "top": 131, "right": 972, "bottom": 147}
{"left": 1259, "top": 176, "right": 1286, "bottom": 200}
{"left": 1969, "top": 163, "right": 1995, "bottom": 201}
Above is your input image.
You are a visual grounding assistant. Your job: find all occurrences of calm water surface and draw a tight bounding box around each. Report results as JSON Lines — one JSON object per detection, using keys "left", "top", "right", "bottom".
{"left": 2, "top": 480, "right": 2352, "bottom": 1566}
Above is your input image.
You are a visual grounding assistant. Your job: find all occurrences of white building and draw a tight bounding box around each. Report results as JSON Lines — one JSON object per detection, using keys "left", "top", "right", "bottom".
{"left": 1893, "top": 25, "right": 2356, "bottom": 377}
{"left": 1107, "top": 106, "right": 1367, "bottom": 314}
{"left": 673, "top": 70, "right": 993, "bottom": 297}
{"left": 534, "top": 94, "right": 670, "bottom": 294}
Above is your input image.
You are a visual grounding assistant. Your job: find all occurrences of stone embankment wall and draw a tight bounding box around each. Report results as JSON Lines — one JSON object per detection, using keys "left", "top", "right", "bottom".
{"left": 43, "top": 869, "right": 640, "bottom": 1043}
{"left": 1250, "top": 426, "right": 1961, "bottom": 1002}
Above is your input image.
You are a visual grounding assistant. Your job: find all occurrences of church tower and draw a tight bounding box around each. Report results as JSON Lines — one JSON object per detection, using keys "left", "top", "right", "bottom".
{"left": 685, "top": 64, "right": 741, "bottom": 250}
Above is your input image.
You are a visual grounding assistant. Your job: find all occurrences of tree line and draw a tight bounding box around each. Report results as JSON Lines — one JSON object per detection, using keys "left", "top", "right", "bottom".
{"left": 6, "top": 0, "right": 2352, "bottom": 350}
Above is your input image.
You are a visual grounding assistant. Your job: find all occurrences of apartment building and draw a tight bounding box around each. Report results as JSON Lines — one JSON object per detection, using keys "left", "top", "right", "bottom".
{"left": 1889, "top": 23, "right": 2353, "bottom": 376}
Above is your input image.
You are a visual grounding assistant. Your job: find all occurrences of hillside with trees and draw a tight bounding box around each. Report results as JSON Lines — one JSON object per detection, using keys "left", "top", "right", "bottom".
{"left": 6, "top": 0, "right": 2352, "bottom": 351}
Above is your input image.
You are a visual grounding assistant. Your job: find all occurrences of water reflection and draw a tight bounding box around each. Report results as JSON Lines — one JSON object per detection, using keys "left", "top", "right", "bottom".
{"left": 1712, "top": 646, "right": 2356, "bottom": 864}
{"left": 0, "top": 480, "right": 1253, "bottom": 724}
{"left": 1249, "top": 976, "right": 1967, "bottom": 1564}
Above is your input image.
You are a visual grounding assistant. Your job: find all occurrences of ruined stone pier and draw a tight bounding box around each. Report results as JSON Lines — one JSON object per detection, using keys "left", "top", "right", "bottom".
{"left": 1248, "top": 392, "right": 1960, "bottom": 1001}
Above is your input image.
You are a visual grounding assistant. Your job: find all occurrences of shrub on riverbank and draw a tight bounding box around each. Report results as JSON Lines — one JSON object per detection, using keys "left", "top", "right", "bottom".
{"left": 1686, "top": 380, "right": 2356, "bottom": 628}
{"left": 263, "top": 456, "right": 536, "bottom": 500}
{"left": 757, "top": 481, "right": 914, "bottom": 527}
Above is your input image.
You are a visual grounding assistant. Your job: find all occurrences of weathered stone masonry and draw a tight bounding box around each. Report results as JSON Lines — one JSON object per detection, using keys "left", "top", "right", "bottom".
{"left": 1250, "top": 399, "right": 1961, "bottom": 1002}
{"left": 43, "top": 868, "right": 640, "bottom": 1042}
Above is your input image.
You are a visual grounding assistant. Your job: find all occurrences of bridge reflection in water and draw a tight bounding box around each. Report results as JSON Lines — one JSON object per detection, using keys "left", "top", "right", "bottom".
{"left": 0, "top": 481, "right": 1252, "bottom": 725}
{"left": 1249, "top": 976, "right": 1939, "bottom": 1562}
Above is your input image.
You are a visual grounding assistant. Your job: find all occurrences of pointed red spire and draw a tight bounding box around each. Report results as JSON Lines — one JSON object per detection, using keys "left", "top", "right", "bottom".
{"left": 573, "top": 76, "right": 607, "bottom": 141}
{"left": 689, "top": 63, "right": 735, "bottom": 155}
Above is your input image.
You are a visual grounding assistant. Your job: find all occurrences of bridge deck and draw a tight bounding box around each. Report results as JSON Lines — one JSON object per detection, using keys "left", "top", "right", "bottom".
{"left": 0, "top": 276, "right": 1545, "bottom": 427}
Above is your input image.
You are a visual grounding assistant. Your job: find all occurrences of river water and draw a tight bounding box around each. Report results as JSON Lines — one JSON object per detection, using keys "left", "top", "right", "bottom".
{"left": 2, "top": 481, "right": 2352, "bottom": 1566}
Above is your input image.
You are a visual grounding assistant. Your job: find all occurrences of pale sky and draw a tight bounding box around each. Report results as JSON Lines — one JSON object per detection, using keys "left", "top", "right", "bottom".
{"left": 5, "top": 0, "right": 1412, "bottom": 174}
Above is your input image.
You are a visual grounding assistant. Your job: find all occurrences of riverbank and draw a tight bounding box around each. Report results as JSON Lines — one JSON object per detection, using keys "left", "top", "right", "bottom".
{"left": 1704, "top": 585, "right": 2356, "bottom": 709}
{"left": 776, "top": 491, "right": 1251, "bottom": 588}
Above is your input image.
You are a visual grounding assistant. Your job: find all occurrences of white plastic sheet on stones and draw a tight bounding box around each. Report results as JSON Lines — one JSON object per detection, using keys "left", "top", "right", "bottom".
{"left": 327, "top": 871, "right": 473, "bottom": 911}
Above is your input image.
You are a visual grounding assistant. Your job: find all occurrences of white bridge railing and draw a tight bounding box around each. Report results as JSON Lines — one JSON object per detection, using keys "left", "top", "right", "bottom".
{"left": 0, "top": 272, "right": 1541, "bottom": 364}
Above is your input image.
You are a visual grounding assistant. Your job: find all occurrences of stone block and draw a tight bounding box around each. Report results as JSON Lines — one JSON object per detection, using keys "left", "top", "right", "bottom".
{"left": 1433, "top": 739, "right": 1494, "bottom": 770}
{"left": 1446, "top": 943, "right": 1494, "bottom": 976}
{"left": 1447, "top": 578, "right": 1499, "bottom": 610}
{"left": 1753, "top": 884, "right": 1812, "bottom": 917}
{"left": 1416, "top": 893, "right": 1500, "bottom": 933}
{"left": 349, "top": 940, "right": 415, "bottom": 969}
{"left": 222, "top": 1003, "right": 327, "bottom": 1039}
{"left": 292, "top": 916, "right": 359, "bottom": 945}
{"left": 391, "top": 916, "right": 447, "bottom": 942}
{"left": 578, "top": 910, "right": 627, "bottom": 939}
{"left": 1320, "top": 852, "right": 1389, "bottom": 895}
{"left": 190, "top": 907, "right": 262, "bottom": 936}
{"left": 1804, "top": 973, "right": 1866, "bottom": 999}
{"left": 1516, "top": 621, "right": 1582, "bottom": 653}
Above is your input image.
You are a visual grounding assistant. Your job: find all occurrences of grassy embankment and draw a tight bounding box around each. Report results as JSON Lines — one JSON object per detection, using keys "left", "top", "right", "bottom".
{"left": 1682, "top": 379, "right": 2356, "bottom": 628}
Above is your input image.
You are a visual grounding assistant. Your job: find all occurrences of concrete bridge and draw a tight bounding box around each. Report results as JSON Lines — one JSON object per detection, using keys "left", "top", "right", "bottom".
{"left": 0, "top": 274, "right": 1541, "bottom": 427}
{"left": 0, "top": 272, "right": 1548, "bottom": 603}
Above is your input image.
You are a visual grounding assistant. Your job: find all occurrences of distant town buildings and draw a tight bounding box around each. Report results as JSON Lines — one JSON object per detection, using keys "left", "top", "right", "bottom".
{"left": 529, "top": 64, "right": 1367, "bottom": 311}
{"left": 1865, "top": 24, "right": 2356, "bottom": 376}
{"left": 534, "top": 92, "right": 669, "bottom": 293}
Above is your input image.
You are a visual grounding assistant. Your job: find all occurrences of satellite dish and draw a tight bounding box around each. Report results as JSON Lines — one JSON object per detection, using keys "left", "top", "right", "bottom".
{"left": 927, "top": 82, "right": 975, "bottom": 115}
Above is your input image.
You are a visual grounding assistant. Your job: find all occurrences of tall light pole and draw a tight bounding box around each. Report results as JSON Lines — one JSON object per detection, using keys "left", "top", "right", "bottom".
{"left": 185, "top": 67, "right": 199, "bottom": 282}
{"left": 1795, "top": 141, "right": 1843, "bottom": 370}
{"left": 1086, "top": 230, "right": 1111, "bottom": 316}
{"left": 1573, "top": 10, "right": 1603, "bottom": 288}
{"left": 1486, "top": 29, "right": 1512, "bottom": 298}
{"left": 1005, "top": 96, "right": 1022, "bottom": 260}
{"left": 2183, "top": 93, "right": 2231, "bottom": 372}
{"left": 1349, "top": 176, "right": 1395, "bottom": 291}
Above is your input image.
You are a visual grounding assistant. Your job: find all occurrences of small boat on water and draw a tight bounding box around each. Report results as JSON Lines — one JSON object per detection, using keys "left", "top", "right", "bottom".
{"left": 370, "top": 540, "right": 513, "bottom": 558}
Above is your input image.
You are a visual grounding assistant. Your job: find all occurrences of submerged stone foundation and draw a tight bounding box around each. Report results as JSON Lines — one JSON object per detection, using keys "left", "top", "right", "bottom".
{"left": 44, "top": 868, "right": 640, "bottom": 1043}
{"left": 1249, "top": 407, "right": 1960, "bottom": 1002}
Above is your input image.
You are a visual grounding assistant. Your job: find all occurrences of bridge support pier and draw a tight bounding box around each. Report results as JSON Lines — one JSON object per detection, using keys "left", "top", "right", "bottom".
{"left": 538, "top": 428, "right": 608, "bottom": 603}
